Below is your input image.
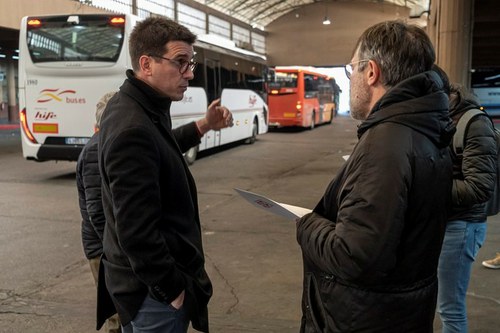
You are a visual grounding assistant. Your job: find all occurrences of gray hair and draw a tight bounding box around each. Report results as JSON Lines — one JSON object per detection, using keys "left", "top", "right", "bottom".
{"left": 95, "top": 91, "right": 117, "bottom": 128}
{"left": 355, "top": 20, "right": 435, "bottom": 88}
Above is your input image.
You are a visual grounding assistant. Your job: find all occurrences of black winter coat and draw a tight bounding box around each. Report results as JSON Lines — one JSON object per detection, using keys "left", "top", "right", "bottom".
{"left": 97, "top": 70, "right": 212, "bottom": 332}
{"left": 448, "top": 91, "right": 497, "bottom": 222}
{"left": 297, "top": 71, "right": 455, "bottom": 333}
{"left": 76, "top": 132, "right": 104, "bottom": 260}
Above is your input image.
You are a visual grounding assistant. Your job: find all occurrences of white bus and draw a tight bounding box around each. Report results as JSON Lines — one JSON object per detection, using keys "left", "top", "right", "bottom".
{"left": 472, "top": 68, "right": 500, "bottom": 121}
{"left": 18, "top": 13, "right": 269, "bottom": 164}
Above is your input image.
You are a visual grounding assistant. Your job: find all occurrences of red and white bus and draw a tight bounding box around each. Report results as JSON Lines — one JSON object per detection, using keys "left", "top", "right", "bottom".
{"left": 18, "top": 13, "right": 268, "bottom": 163}
{"left": 267, "top": 67, "right": 335, "bottom": 129}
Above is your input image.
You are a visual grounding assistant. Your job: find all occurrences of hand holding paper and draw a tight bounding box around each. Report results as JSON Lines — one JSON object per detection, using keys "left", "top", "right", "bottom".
{"left": 234, "top": 188, "right": 312, "bottom": 220}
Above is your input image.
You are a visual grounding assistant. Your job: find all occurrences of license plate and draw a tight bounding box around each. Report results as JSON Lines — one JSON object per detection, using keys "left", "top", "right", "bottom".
{"left": 65, "top": 137, "right": 90, "bottom": 145}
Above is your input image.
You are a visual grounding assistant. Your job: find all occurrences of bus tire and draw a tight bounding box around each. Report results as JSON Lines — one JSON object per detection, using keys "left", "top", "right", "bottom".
{"left": 184, "top": 145, "right": 198, "bottom": 165}
{"left": 245, "top": 119, "right": 258, "bottom": 144}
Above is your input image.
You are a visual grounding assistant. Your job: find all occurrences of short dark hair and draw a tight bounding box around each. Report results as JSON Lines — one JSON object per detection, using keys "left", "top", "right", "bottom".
{"left": 129, "top": 17, "right": 197, "bottom": 71}
{"left": 355, "top": 20, "right": 435, "bottom": 88}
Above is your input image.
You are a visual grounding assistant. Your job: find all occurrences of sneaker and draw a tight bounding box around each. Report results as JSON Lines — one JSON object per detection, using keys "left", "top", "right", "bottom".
{"left": 482, "top": 253, "right": 500, "bottom": 269}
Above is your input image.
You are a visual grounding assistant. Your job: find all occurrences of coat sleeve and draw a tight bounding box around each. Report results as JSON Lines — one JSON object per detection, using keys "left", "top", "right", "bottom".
{"left": 77, "top": 153, "right": 92, "bottom": 257}
{"left": 297, "top": 127, "right": 412, "bottom": 282}
{"left": 102, "top": 126, "right": 186, "bottom": 304}
{"left": 172, "top": 122, "right": 201, "bottom": 153}
{"left": 453, "top": 115, "right": 497, "bottom": 205}
{"left": 82, "top": 137, "right": 105, "bottom": 243}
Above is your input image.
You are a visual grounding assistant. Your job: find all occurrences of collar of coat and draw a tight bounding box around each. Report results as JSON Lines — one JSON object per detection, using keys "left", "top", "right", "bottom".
{"left": 124, "top": 69, "right": 173, "bottom": 117}
{"left": 358, "top": 70, "right": 455, "bottom": 149}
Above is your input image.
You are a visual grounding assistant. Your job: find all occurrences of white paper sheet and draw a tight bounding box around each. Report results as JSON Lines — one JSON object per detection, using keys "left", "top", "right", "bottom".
{"left": 234, "top": 188, "right": 312, "bottom": 220}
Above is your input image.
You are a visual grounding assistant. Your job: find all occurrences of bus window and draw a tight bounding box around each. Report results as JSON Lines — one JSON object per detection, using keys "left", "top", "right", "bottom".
{"left": 304, "top": 74, "right": 319, "bottom": 99}
{"left": 205, "top": 59, "right": 221, "bottom": 102}
{"left": 26, "top": 15, "right": 125, "bottom": 63}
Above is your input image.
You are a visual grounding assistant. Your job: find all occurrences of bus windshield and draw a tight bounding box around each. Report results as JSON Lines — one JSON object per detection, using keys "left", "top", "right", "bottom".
{"left": 269, "top": 71, "right": 298, "bottom": 91}
{"left": 26, "top": 14, "right": 125, "bottom": 63}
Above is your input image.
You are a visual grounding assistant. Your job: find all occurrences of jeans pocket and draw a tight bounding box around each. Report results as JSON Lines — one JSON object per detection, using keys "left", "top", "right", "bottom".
{"left": 472, "top": 224, "right": 487, "bottom": 257}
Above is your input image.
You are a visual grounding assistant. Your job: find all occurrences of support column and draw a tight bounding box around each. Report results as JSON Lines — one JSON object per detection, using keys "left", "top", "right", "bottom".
{"left": 428, "top": 0, "right": 474, "bottom": 87}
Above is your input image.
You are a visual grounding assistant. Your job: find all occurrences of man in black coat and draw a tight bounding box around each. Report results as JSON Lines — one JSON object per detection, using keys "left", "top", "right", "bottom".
{"left": 296, "top": 21, "right": 455, "bottom": 332}
{"left": 76, "top": 91, "right": 119, "bottom": 333}
{"left": 97, "top": 17, "right": 232, "bottom": 333}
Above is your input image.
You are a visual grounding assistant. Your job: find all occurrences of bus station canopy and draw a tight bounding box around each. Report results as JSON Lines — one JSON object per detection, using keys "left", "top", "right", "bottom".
{"left": 193, "top": 0, "right": 430, "bottom": 28}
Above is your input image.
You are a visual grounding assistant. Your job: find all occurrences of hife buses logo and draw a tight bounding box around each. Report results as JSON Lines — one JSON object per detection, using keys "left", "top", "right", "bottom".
{"left": 249, "top": 95, "right": 257, "bottom": 107}
{"left": 36, "top": 88, "right": 86, "bottom": 104}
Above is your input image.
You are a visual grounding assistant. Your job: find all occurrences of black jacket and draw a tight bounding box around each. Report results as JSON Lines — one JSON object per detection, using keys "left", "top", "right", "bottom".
{"left": 448, "top": 91, "right": 497, "bottom": 222}
{"left": 98, "top": 70, "right": 212, "bottom": 331}
{"left": 297, "top": 71, "right": 454, "bottom": 333}
{"left": 76, "top": 132, "right": 104, "bottom": 260}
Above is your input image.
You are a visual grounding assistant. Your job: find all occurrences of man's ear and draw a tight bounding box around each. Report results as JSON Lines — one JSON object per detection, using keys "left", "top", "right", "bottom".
{"left": 366, "top": 60, "right": 381, "bottom": 86}
{"left": 140, "top": 55, "right": 153, "bottom": 76}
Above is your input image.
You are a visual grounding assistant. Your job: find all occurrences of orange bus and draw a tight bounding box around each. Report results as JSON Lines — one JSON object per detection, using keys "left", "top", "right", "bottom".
{"left": 267, "top": 67, "right": 335, "bottom": 129}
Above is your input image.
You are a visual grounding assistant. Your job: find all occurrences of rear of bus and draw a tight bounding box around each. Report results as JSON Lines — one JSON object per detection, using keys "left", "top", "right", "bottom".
{"left": 268, "top": 69, "right": 319, "bottom": 128}
{"left": 18, "top": 14, "right": 135, "bottom": 161}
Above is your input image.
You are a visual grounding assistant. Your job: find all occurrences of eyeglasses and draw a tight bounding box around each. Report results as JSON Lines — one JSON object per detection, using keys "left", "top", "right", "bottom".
{"left": 150, "top": 54, "right": 197, "bottom": 74}
{"left": 345, "top": 59, "right": 370, "bottom": 79}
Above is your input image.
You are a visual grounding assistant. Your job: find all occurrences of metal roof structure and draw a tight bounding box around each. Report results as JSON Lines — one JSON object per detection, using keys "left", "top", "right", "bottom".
{"left": 192, "top": 0, "right": 430, "bottom": 29}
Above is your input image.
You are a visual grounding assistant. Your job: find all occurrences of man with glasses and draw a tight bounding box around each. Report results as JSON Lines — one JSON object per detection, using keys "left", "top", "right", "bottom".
{"left": 296, "top": 20, "right": 455, "bottom": 332}
{"left": 97, "top": 17, "right": 233, "bottom": 333}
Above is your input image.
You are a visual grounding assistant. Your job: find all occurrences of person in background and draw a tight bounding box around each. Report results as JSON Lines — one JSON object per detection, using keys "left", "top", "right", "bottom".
{"left": 76, "top": 91, "right": 120, "bottom": 333}
{"left": 97, "top": 17, "right": 233, "bottom": 333}
{"left": 296, "top": 20, "right": 455, "bottom": 332}
{"left": 437, "top": 81, "right": 496, "bottom": 333}
{"left": 482, "top": 252, "right": 500, "bottom": 269}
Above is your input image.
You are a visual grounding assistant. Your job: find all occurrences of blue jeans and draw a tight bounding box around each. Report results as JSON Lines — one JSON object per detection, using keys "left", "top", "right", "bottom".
{"left": 437, "top": 220, "right": 486, "bottom": 333}
{"left": 122, "top": 294, "right": 189, "bottom": 333}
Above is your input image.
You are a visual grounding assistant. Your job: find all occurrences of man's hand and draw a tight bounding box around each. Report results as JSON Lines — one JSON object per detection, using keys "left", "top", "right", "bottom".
{"left": 196, "top": 99, "right": 233, "bottom": 135}
{"left": 170, "top": 290, "right": 185, "bottom": 310}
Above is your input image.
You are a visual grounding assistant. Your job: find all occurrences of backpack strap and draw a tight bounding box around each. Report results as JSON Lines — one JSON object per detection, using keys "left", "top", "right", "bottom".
{"left": 453, "top": 108, "right": 486, "bottom": 155}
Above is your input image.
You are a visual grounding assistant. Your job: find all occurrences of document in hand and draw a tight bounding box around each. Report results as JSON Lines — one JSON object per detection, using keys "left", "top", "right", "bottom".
{"left": 234, "top": 188, "right": 312, "bottom": 220}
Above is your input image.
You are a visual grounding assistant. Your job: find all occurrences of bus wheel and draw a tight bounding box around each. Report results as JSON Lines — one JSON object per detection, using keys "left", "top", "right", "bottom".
{"left": 245, "top": 120, "right": 258, "bottom": 144}
{"left": 310, "top": 112, "right": 316, "bottom": 130}
{"left": 184, "top": 145, "right": 198, "bottom": 165}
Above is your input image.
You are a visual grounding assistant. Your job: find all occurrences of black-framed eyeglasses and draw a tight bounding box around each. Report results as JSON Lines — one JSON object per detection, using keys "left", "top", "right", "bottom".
{"left": 345, "top": 59, "right": 370, "bottom": 79}
{"left": 150, "top": 54, "right": 197, "bottom": 74}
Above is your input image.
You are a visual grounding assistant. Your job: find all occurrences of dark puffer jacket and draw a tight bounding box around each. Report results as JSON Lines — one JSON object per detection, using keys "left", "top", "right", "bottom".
{"left": 448, "top": 91, "right": 497, "bottom": 221}
{"left": 77, "top": 132, "right": 104, "bottom": 260}
{"left": 297, "top": 71, "right": 455, "bottom": 333}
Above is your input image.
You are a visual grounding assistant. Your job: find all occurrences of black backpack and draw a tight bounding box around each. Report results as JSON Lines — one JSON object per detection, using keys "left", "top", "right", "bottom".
{"left": 453, "top": 108, "right": 500, "bottom": 216}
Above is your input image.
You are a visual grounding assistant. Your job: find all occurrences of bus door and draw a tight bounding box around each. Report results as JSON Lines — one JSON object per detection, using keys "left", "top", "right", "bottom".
{"left": 318, "top": 81, "right": 334, "bottom": 123}
{"left": 303, "top": 74, "right": 320, "bottom": 127}
{"left": 204, "top": 58, "right": 221, "bottom": 149}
